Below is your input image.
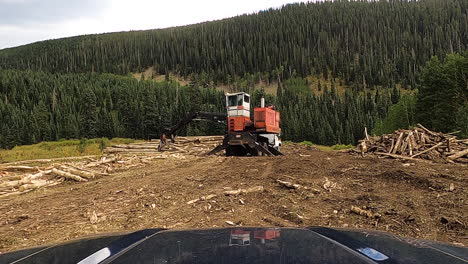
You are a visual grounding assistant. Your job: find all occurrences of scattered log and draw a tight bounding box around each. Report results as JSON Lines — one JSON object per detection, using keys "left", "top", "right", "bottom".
{"left": 448, "top": 149, "right": 468, "bottom": 161}
{"left": 186, "top": 194, "right": 218, "bottom": 204}
{"left": 417, "top": 123, "right": 438, "bottom": 136}
{"left": 18, "top": 180, "right": 50, "bottom": 191}
{"left": 224, "top": 186, "right": 264, "bottom": 196}
{"left": 364, "top": 127, "right": 370, "bottom": 141}
{"left": 411, "top": 142, "right": 444, "bottom": 158}
{"left": 277, "top": 180, "right": 304, "bottom": 189}
{"left": 52, "top": 168, "right": 87, "bottom": 182}
{"left": 60, "top": 166, "right": 95, "bottom": 179}
{"left": 376, "top": 152, "right": 428, "bottom": 162}
{"left": 0, "top": 180, "right": 22, "bottom": 188}
{"left": 84, "top": 156, "right": 119, "bottom": 168}
{"left": 350, "top": 206, "right": 381, "bottom": 219}
{"left": 392, "top": 133, "right": 404, "bottom": 154}
{"left": 111, "top": 144, "right": 157, "bottom": 149}
{"left": 105, "top": 148, "right": 157, "bottom": 153}
{"left": 0, "top": 155, "right": 99, "bottom": 167}
{"left": 1, "top": 166, "right": 37, "bottom": 172}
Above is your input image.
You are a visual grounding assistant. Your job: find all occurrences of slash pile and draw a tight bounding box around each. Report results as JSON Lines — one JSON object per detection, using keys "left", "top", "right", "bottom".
{"left": 360, "top": 124, "right": 468, "bottom": 163}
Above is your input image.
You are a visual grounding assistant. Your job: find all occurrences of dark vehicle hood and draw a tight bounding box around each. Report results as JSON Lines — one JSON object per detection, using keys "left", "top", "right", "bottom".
{"left": 1, "top": 227, "right": 467, "bottom": 264}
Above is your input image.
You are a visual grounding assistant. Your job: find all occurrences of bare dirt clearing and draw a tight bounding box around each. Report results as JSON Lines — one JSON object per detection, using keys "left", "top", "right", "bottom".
{"left": 0, "top": 140, "right": 467, "bottom": 253}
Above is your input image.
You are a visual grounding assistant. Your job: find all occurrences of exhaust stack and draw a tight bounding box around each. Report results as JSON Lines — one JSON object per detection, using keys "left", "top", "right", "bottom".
{"left": 261, "top": 97, "right": 265, "bottom": 108}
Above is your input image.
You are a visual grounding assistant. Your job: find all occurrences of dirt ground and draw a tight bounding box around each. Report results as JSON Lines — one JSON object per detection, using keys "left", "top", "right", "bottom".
{"left": 0, "top": 143, "right": 467, "bottom": 253}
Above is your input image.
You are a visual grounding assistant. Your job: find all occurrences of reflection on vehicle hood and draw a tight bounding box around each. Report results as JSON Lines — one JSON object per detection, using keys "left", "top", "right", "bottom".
{"left": 1, "top": 227, "right": 467, "bottom": 264}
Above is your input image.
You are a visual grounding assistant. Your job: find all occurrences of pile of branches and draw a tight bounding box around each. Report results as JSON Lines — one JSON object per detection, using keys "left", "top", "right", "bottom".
{"left": 359, "top": 124, "right": 468, "bottom": 163}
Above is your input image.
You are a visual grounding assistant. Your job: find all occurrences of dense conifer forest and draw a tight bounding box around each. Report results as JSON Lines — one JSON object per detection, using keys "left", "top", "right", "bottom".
{"left": 0, "top": 69, "right": 400, "bottom": 148}
{"left": 0, "top": 0, "right": 466, "bottom": 149}
{"left": 1, "top": 0, "right": 466, "bottom": 87}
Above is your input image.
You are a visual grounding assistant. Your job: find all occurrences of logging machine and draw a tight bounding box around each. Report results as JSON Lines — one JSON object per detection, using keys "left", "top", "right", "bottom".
{"left": 159, "top": 92, "right": 282, "bottom": 156}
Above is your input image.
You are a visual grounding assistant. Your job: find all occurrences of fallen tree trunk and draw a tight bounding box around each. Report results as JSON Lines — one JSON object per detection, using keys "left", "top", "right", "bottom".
{"left": 18, "top": 180, "right": 50, "bottom": 191}
{"left": 23, "top": 170, "right": 53, "bottom": 182}
{"left": 0, "top": 180, "right": 23, "bottom": 188}
{"left": 224, "top": 186, "right": 264, "bottom": 196}
{"left": 52, "top": 168, "right": 87, "bottom": 182}
{"left": 60, "top": 166, "right": 95, "bottom": 179}
{"left": 375, "top": 152, "right": 429, "bottom": 162}
{"left": 111, "top": 144, "right": 158, "bottom": 149}
{"left": 0, "top": 155, "right": 99, "bottom": 167}
{"left": 105, "top": 148, "right": 157, "bottom": 153}
{"left": 277, "top": 180, "right": 304, "bottom": 190}
{"left": 84, "top": 156, "right": 119, "bottom": 167}
{"left": 1, "top": 166, "right": 37, "bottom": 172}
{"left": 448, "top": 149, "right": 468, "bottom": 161}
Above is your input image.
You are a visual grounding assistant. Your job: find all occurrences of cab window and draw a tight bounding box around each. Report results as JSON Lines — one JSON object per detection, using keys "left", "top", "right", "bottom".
{"left": 244, "top": 95, "right": 250, "bottom": 103}
{"left": 237, "top": 94, "right": 243, "bottom": 106}
{"left": 228, "top": 95, "right": 238, "bottom": 107}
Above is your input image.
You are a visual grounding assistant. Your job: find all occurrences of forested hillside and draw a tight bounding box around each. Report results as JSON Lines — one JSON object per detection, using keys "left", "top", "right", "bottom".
{"left": 0, "top": 0, "right": 467, "bottom": 150}
{"left": 0, "top": 70, "right": 225, "bottom": 149}
{"left": 0, "top": 0, "right": 466, "bottom": 88}
{"left": 0, "top": 69, "right": 397, "bottom": 149}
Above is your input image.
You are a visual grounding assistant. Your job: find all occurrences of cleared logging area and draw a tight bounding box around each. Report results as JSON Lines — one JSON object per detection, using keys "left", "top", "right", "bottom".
{"left": 0, "top": 136, "right": 467, "bottom": 253}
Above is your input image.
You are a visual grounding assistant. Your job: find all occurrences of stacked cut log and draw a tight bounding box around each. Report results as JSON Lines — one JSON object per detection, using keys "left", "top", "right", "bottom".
{"left": 0, "top": 154, "right": 164, "bottom": 198}
{"left": 104, "top": 136, "right": 224, "bottom": 156}
{"left": 359, "top": 124, "right": 468, "bottom": 164}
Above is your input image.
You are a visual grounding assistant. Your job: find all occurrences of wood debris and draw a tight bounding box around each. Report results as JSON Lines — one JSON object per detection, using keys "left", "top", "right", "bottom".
{"left": 223, "top": 186, "right": 264, "bottom": 196}
{"left": 358, "top": 124, "right": 468, "bottom": 163}
{"left": 187, "top": 194, "right": 218, "bottom": 205}
{"left": 0, "top": 152, "right": 171, "bottom": 198}
{"left": 322, "top": 177, "right": 337, "bottom": 192}
{"left": 350, "top": 205, "right": 381, "bottom": 219}
{"left": 225, "top": 221, "right": 236, "bottom": 226}
{"left": 277, "top": 179, "right": 305, "bottom": 190}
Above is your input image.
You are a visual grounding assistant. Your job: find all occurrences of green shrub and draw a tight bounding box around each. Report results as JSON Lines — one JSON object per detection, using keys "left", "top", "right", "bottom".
{"left": 299, "top": 141, "right": 313, "bottom": 146}
{"left": 78, "top": 138, "right": 89, "bottom": 153}
{"left": 96, "top": 137, "right": 109, "bottom": 152}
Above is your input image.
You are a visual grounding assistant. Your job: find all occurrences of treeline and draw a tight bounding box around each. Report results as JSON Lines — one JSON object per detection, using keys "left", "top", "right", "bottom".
{"left": 277, "top": 78, "right": 397, "bottom": 145}
{"left": 0, "top": 69, "right": 398, "bottom": 149}
{"left": 0, "top": 70, "right": 225, "bottom": 149}
{"left": 0, "top": 0, "right": 466, "bottom": 88}
{"left": 373, "top": 52, "right": 468, "bottom": 138}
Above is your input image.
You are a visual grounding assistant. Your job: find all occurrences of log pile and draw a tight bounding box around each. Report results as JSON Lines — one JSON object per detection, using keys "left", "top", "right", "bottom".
{"left": 359, "top": 124, "right": 468, "bottom": 163}
{"left": 104, "top": 136, "right": 224, "bottom": 156}
{"left": 0, "top": 154, "right": 168, "bottom": 198}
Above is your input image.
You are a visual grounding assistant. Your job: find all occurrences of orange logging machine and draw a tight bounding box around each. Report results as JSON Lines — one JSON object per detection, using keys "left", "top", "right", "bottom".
{"left": 160, "top": 92, "right": 282, "bottom": 156}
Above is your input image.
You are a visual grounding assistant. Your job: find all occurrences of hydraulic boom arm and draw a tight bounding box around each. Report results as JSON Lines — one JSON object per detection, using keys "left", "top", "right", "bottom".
{"left": 158, "top": 111, "right": 227, "bottom": 151}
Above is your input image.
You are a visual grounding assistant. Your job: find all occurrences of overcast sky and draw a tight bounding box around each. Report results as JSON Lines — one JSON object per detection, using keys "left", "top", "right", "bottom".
{"left": 0, "top": 0, "right": 304, "bottom": 49}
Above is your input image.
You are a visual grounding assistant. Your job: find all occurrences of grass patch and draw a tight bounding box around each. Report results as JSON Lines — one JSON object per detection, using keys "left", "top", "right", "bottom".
{"left": 331, "top": 144, "right": 354, "bottom": 150}
{"left": 297, "top": 141, "right": 353, "bottom": 151}
{"left": 0, "top": 138, "right": 140, "bottom": 163}
{"left": 313, "top": 145, "right": 334, "bottom": 152}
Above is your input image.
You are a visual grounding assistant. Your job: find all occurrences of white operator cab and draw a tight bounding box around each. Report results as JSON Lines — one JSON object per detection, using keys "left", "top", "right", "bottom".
{"left": 226, "top": 92, "right": 251, "bottom": 118}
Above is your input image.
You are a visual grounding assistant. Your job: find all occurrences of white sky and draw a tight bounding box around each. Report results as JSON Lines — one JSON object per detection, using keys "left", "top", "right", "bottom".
{"left": 0, "top": 0, "right": 305, "bottom": 49}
